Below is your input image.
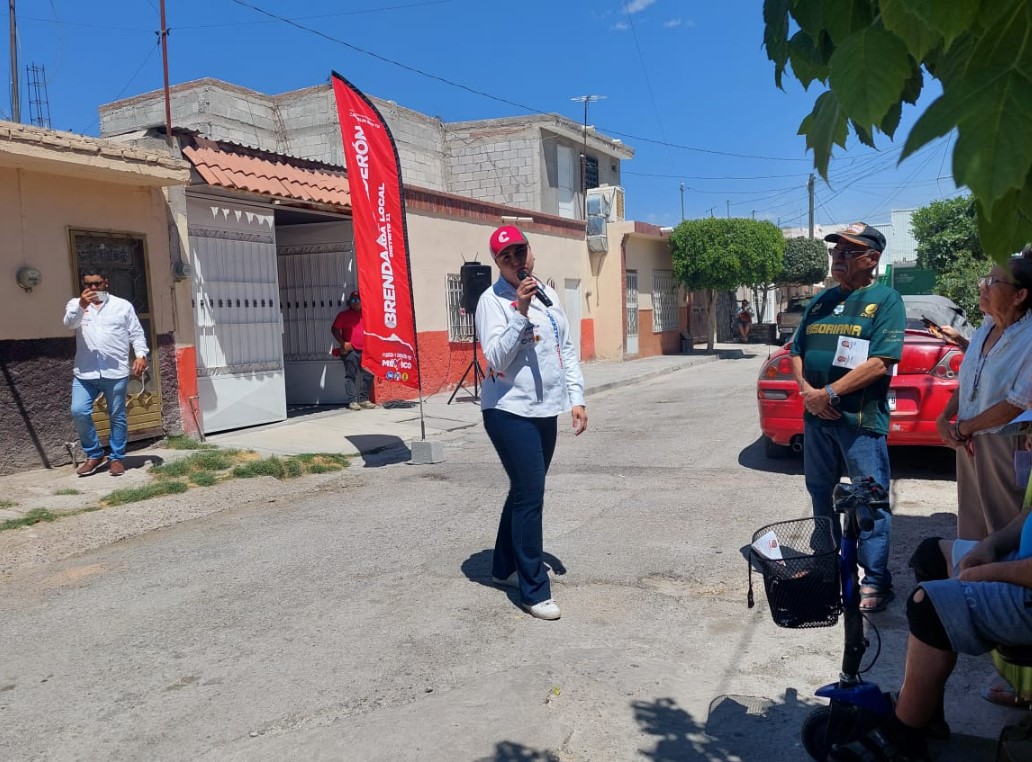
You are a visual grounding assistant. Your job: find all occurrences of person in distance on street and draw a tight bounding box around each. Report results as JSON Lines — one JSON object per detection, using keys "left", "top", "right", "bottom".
{"left": 475, "top": 225, "right": 588, "bottom": 621}
{"left": 63, "top": 268, "right": 149, "bottom": 477}
{"left": 331, "top": 291, "right": 376, "bottom": 411}
{"left": 736, "top": 299, "right": 753, "bottom": 342}
{"left": 791, "top": 222, "right": 906, "bottom": 613}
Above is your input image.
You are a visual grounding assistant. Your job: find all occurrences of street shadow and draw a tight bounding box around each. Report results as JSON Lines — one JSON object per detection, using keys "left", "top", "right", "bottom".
{"left": 632, "top": 690, "right": 996, "bottom": 761}
{"left": 461, "top": 549, "right": 567, "bottom": 588}
{"left": 286, "top": 403, "right": 348, "bottom": 420}
{"left": 472, "top": 742, "right": 559, "bottom": 762}
{"left": 345, "top": 434, "right": 410, "bottom": 467}
{"left": 738, "top": 438, "right": 957, "bottom": 482}
{"left": 738, "top": 437, "right": 806, "bottom": 475}
{"left": 382, "top": 399, "right": 418, "bottom": 409}
{"left": 123, "top": 453, "right": 164, "bottom": 471}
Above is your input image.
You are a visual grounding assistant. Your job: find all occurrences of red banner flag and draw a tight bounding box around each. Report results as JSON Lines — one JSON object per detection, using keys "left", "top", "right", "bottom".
{"left": 331, "top": 72, "right": 420, "bottom": 389}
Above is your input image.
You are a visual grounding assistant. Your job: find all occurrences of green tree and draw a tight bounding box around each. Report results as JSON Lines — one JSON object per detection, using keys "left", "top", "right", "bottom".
{"left": 911, "top": 195, "right": 983, "bottom": 273}
{"left": 778, "top": 237, "right": 829, "bottom": 285}
{"left": 935, "top": 249, "right": 983, "bottom": 326}
{"left": 669, "top": 218, "right": 785, "bottom": 349}
{"left": 763, "top": 0, "right": 1032, "bottom": 260}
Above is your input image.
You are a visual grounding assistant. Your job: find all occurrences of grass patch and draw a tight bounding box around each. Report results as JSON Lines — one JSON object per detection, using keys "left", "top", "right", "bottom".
{"left": 189, "top": 471, "right": 218, "bottom": 487}
{"left": 54, "top": 488, "right": 81, "bottom": 496}
{"left": 162, "top": 435, "right": 217, "bottom": 451}
{"left": 1, "top": 508, "right": 58, "bottom": 531}
{"left": 104, "top": 480, "right": 188, "bottom": 506}
{"left": 231, "top": 454, "right": 348, "bottom": 480}
{"left": 0, "top": 499, "right": 15, "bottom": 509}
{"left": 151, "top": 449, "right": 240, "bottom": 478}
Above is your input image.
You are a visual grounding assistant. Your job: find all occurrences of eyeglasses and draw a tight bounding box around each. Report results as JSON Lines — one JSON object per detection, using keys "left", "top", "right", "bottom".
{"left": 83, "top": 279, "right": 105, "bottom": 287}
{"left": 978, "top": 276, "right": 1017, "bottom": 289}
{"left": 831, "top": 246, "right": 875, "bottom": 259}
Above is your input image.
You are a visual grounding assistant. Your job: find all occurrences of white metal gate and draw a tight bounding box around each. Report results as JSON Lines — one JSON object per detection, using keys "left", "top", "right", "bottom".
{"left": 188, "top": 196, "right": 286, "bottom": 433}
{"left": 625, "top": 270, "right": 639, "bottom": 356}
{"left": 564, "top": 279, "right": 581, "bottom": 358}
{"left": 277, "top": 220, "right": 356, "bottom": 404}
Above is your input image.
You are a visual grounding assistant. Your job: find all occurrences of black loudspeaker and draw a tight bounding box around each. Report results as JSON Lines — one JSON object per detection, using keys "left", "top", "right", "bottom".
{"left": 460, "top": 263, "right": 492, "bottom": 313}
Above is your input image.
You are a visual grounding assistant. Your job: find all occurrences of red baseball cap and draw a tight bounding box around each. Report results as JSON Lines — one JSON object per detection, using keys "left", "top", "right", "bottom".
{"left": 489, "top": 225, "right": 528, "bottom": 257}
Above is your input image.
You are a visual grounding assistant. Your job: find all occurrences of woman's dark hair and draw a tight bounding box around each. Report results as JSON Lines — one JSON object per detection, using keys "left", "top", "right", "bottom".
{"left": 1011, "top": 245, "right": 1032, "bottom": 311}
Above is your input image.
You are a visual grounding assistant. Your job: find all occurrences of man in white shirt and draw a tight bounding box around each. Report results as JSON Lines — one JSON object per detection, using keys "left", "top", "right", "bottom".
{"left": 63, "top": 268, "right": 149, "bottom": 476}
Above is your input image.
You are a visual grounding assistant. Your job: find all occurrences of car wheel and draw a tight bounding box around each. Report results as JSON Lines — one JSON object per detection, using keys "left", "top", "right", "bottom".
{"left": 763, "top": 435, "right": 793, "bottom": 459}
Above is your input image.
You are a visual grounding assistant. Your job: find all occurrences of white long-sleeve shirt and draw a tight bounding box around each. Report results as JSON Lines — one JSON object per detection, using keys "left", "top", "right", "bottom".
{"left": 63, "top": 294, "right": 149, "bottom": 379}
{"left": 475, "top": 276, "right": 585, "bottom": 417}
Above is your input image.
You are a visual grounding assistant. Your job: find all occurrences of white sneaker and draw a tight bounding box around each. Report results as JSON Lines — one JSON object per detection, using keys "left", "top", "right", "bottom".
{"left": 522, "top": 599, "right": 561, "bottom": 620}
{"left": 347, "top": 402, "right": 361, "bottom": 411}
{"left": 491, "top": 572, "right": 518, "bottom": 588}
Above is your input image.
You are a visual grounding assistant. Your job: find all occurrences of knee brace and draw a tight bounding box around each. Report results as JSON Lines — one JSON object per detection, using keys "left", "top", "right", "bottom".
{"left": 906, "top": 587, "right": 952, "bottom": 651}
{"left": 908, "top": 536, "right": 948, "bottom": 583}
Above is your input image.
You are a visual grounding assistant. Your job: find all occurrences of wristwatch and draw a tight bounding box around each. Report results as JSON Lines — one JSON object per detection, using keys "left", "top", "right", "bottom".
{"left": 824, "top": 384, "right": 841, "bottom": 407}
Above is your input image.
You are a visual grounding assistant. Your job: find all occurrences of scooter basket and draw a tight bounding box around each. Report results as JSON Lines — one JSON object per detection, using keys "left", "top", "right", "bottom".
{"left": 750, "top": 517, "right": 841, "bottom": 629}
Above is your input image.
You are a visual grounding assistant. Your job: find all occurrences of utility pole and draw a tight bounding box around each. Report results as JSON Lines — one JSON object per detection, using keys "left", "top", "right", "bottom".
{"left": 159, "top": 0, "right": 173, "bottom": 147}
{"left": 751, "top": 210, "right": 756, "bottom": 220}
{"left": 570, "top": 95, "right": 605, "bottom": 197}
{"left": 807, "top": 173, "right": 815, "bottom": 239}
{"left": 9, "top": 0, "right": 18, "bottom": 123}
{"left": 726, "top": 199, "right": 731, "bottom": 219}
{"left": 679, "top": 183, "right": 685, "bottom": 222}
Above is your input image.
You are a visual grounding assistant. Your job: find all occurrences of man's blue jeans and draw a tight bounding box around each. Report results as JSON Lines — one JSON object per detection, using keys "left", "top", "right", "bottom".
{"left": 803, "top": 420, "right": 893, "bottom": 591}
{"left": 482, "top": 409, "right": 558, "bottom": 606}
{"left": 71, "top": 376, "right": 129, "bottom": 461}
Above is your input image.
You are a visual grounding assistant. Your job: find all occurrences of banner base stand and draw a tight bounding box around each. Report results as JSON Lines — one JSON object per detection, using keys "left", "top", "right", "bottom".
{"left": 410, "top": 439, "right": 444, "bottom": 465}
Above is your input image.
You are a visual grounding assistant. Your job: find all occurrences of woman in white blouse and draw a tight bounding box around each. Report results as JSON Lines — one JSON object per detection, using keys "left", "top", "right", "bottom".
{"left": 936, "top": 248, "right": 1032, "bottom": 539}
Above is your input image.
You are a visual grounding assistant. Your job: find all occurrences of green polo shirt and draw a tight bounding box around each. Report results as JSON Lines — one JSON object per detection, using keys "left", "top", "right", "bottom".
{"left": 790, "top": 282, "right": 906, "bottom": 435}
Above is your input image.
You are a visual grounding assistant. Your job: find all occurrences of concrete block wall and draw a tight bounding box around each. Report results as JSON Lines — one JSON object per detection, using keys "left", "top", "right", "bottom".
{"left": 444, "top": 125, "right": 537, "bottom": 210}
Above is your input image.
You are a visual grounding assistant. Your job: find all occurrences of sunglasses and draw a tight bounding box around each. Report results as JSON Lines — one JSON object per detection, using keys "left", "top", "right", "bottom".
{"left": 83, "top": 280, "right": 105, "bottom": 287}
{"left": 830, "top": 246, "right": 876, "bottom": 259}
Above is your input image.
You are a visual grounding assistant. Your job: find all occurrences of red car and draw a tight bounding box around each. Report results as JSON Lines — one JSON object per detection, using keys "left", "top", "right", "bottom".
{"left": 757, "top": 295, "right": 970, "bottom": 458}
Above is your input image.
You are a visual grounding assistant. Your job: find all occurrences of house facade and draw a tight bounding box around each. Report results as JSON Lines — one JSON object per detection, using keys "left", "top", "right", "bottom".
{"left": 97, "top": 79, "right": 688, "bottom": 436}
{"left": 0, "top": 122, "right": 192, "bottom": 474}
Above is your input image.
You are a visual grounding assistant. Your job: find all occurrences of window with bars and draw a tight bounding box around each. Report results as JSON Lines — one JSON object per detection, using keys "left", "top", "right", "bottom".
{"left": 446, "top": 273, "right": 475, "bottom": 342}
{"left": 652, "top": 270, "right": 678, "bottom": 332}
{"left": 585, "top": 155, "right": 599, "bottom": 190}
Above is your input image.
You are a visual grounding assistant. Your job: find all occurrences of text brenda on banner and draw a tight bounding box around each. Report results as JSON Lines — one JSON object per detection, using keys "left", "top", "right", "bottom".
{"left": 331, "top": 71, "right": 420, "bottom": 389}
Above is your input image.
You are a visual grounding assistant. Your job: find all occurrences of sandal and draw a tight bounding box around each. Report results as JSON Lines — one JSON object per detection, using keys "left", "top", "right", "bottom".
{"left": 859, "top": 587, "right": 895, "bottom": 613}
{"left": 981, "top": 684, "right": 1032, "bottom": 710}
{"left": 828, "top": 727, "right": 929, "bottom": 761}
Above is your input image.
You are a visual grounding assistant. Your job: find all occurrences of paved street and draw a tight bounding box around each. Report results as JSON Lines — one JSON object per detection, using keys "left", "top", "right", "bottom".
{"left": 0, "top": 354, "right": 1017, "bottom": 761}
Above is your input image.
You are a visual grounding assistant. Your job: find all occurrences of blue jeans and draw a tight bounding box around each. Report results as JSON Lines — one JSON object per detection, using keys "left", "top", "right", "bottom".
{"left": 482, "top": 409, "right": 558, "bottom": 606}
{"left": 71, "top": 376, "right": 129, "bottom": 461}
{"left": 342, "top": 350, "right": 373, "bottom": 404}
{"left": 803, "top": 420, "right": 893, "bottom": 591}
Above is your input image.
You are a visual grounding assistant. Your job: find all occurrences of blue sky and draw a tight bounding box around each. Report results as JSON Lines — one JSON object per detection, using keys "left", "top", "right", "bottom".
{"left": 5, "top": 0, "right": 962, "bottom": 228}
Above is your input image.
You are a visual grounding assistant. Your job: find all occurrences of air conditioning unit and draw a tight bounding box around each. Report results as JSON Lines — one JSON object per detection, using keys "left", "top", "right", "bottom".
{"left": 585, "top": 185, "right": 625, "bottom": 222}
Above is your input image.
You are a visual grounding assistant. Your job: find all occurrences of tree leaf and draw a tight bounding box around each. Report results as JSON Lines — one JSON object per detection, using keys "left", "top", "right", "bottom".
{"left": 896, "top": 0, "right": 981, "bottom": 50}
{"left": 976, "top": 183, "right": 1032, "bottom": 262}
{"left": 880, "top": 101, "right": 903, "bottom": 138}
{"left": 798, "top": 91, "right": 849, "bottom": 180}
{"left": 788, "top": 31, "right": 829, "bottom": 89}
{"left": 851, "top": 119, "right": 876, "bottom": 148}
{"left": 900, "top": 93, "right": 957, "bottom": 161}
{"left": 763, "top": 0, "right": 792, "bottom": 88}
{"left": 900, "top": 61, "right": 924, "bottom": 105}
{"left": 791, "top": 0, "right": 828, "bottom": 41}
{"left": 821, "top": 0, "right": 876, "bottom": 46}
{"left": 880, "top": 0, "right": 943, "bottom": 62}
{"left": 828, "top": 26, "right": 912, "bottom": 126}
{"left": 949, "top": 69, "right": 1032, "bottom": 206}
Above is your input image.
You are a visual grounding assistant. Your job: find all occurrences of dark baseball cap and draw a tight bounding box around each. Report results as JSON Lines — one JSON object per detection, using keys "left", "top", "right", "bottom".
{"left": 825, "top": 222, "right": 886, "bottom": 253}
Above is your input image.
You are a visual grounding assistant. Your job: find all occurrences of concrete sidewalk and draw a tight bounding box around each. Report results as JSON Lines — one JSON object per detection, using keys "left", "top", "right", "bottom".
{"left": 0, "top": 345, "right": 765, "bottom": 522}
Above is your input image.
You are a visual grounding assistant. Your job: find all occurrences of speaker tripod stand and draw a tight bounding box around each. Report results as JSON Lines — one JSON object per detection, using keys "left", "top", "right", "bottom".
{"left": 448, "top": 326, "right": 486, "bottom": 404}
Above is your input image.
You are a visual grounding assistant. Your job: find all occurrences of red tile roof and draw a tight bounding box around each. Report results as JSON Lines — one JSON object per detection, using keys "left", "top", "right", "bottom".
{"left": 181, "top": 136, "right": 350, "bottom": 209}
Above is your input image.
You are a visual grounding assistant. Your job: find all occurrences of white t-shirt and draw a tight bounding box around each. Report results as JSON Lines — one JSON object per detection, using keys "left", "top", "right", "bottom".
{"left": 63, "top": 294, "right": 149, "bottom": 379}
{"left": 958, "top": 311, "right": 1032, "bottom": 432}
{"left": 475, "top": 276, "right": 585, "bottom": 418}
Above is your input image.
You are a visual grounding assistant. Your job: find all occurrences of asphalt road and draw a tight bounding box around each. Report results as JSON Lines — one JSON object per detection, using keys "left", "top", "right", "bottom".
{"left": 0, "top": 354, "right": 1015, "bottom": 761}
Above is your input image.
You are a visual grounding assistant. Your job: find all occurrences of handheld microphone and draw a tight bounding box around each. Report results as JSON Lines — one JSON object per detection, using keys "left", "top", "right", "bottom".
{"left": 517, "top": 269, "right": 553, "bottom": 307}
